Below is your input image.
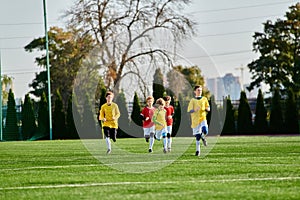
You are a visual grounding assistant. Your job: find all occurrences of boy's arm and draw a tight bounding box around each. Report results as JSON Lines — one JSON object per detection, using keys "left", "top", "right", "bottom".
{"left": 99, "top": 106, "right": 104, "bottom": 121}
{"left": 114, "top": 104, "right": 121, "bottom": 119}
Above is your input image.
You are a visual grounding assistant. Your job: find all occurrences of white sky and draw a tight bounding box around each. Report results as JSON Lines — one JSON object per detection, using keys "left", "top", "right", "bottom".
{"left": 0, "top": 0, "right": 298, "bottom": 99}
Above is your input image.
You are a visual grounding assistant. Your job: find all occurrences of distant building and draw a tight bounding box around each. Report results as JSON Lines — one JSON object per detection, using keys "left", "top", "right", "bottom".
{"left": 206, "top": 73, "right": 242, "bottom": 101}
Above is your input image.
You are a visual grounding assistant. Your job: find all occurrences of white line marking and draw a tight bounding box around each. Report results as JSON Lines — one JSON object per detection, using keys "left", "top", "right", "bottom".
{"left": 1, "top": 177, "right": 299, "bottom": 190}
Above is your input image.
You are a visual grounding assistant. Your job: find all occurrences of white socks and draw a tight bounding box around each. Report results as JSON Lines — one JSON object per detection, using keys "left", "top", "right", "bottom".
{"left": 106, "top": 137, "right": 111, "bottom": 150}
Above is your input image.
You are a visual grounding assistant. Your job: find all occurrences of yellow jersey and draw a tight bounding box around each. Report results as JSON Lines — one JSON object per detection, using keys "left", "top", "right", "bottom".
{"left": 99, "top": 102, "right": 120, "bottom": 128}
{"left": 187, "top": 97, "right": 209, "bottom": 128}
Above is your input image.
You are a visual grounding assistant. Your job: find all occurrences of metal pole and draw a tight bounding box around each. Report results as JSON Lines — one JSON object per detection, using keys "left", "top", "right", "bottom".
{"left": 0, "top": 51, "right": 2, "bottom": 141}
{"left": 43, "top": 0, "right": 53, "bottom": 140}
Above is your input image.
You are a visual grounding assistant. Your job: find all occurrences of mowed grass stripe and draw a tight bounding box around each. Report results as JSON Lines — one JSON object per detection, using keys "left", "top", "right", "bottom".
{"left": 1, "top": 176, "right": 300, "bottom": 190}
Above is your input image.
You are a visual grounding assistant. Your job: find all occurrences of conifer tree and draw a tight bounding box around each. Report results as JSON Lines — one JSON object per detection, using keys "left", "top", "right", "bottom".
{"left": 237, "top": 91, "right": 253, "bottom": 134}
{"left": 115, "top": 90, "right": 131, "bottom": 138}
{"left": 4, "top": 89, "right": 19, "bottom": 141}
{"left": 81, "top": 93, "right": 97, "bottom": 139}
{"left": 130, "top": 92, "right": 143, "bottom": 137}
{"left": 53, "top": 89, "right": 66, "bottom": 139}
{"left": 172, "top": 97, "right": 181, "bottom": 137}
{"left": 21, "top": 94, "right": 36, "bottom": 140}
{"left": 254, "top": 89, "right": 268, "bottom": 134}
{"left": 207, "top": 95, "right": 222, "bottom": 135}
{"left": 153, "top": 68, "right": 165, "bottom": 101}
{"left": 269, "top": 88, "right": 284, "bottom": 134}
{"left": 222, "top": 96, "right": 236, "bottom": 135}
{"left": 175, "top": 94, "right": 192, "bottom": 137}
{"left": 37, "top": 92, "right": 49, "bottom": 139}
{"left": 66, "top": 95, "right": 79, "bottom": 139}
{"left": 285, "top": 89, "right": 299, "bottom": 134}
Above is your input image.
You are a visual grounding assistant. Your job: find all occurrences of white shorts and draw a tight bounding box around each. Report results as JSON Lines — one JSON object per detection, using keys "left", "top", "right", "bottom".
{"left": 192, "top": 120, "right": 208, "bottom": 135}
{"left": 143, "top": 126, "right": 155, "bottom": 136}
{"left": 166, "top": 125, "right": 172, "bottom": 134}
{"left": 155, "top": 128, "right": 167, "bottom": 140}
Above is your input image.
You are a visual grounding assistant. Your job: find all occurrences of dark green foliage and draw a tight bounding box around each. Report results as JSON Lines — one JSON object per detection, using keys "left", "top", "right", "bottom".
{"left": 254, "top": 89, "right": 268, "bottom": 134}
{"left": 207, "top": 95, "right": 222, "bottom": 135}
{"left": 97, "top": 88, "right": 107, "bottom": 127}
{"left": 81, "top": 94, "right": 98, "bottom": 139}
{"left": 4, "top": 89, "right": 19, "bottom": 141}
{"left": 21, "top": 94, "right": 36, "bottom": 140}
{"left": 221, "top": 96, "right": 236, "bottom": 135}
{"left": 53, "top": 90, "right": 66, "bottom": 139}
{"left": 130, "top": 92, "right": 143, "bottom": 137}
{"left": 172, "top": 97, "right": 181, "bottom": 137}
{"left": 152, "top": 68, "right": 165, "bottom": 101}
{"left": 269, "top": 89, "right": 284, "bottom": 134}
{"left": 37, "top": 92, "right": 49, "bottom": 140}
{"left": 285, "top": 89, "right": 299, "bottom": 134}
{"left": 175, "top": 94, "right": 192, "bottom": 137}
{"left": 66, "top": 95, "right": 79, "bottom": 139}
{"left": 237, "top": 91, "right": 253, "bottom": 134}
{"left": 115, "top": 90, "right": 131, "bottom": 138}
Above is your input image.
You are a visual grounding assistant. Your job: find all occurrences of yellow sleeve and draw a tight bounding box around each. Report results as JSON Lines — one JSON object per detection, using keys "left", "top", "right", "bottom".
{"left": 114, "top": 103, "right": 120, "bottom": 119}
{"left": 99, "top": 104, "right": 105, "bottom": 120}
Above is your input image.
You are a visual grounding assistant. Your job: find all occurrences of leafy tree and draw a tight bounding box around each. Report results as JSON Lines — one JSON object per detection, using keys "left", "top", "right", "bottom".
{"left": 248, "top": 3, "right": 300, "bottom": 96}
{"left": 81, "top": 93, "right": 98, "bottom": 139}
{"left": 130, "top": 92, "right": 143, "bottom": 138}
{"left": 269, "top": 89, "right": 284, "bottom": 134}
{"left": 115, "top": 90, "right": 131, "bottom": 138}
{"left": 53, "top": 89, "right": 66, "bottom": 139}
{"left": 237, "top": 91, "right": 253, "bottom": 134}
{"left": 221, "top": 96, "right": 236, "bottom": 135}
{"left": 24, "top": 26, "right": 95, "bottom": 104}
{"left": 1, "top": 75, "right": 13, "bottom": 105}
{"left": 4, "top": 89, "right": 19, "bottom": 141}
{"left": 285, "top": 88, "right": 299, "bottom": 134}
{"left": 65, "top": 0, "right": 196, "bottom": 91}
{"left": 66, "top": 95, "right": 79, "bottom": 139}
{"left": 153, "top": 68, "right": 165, "bottom": 101}
{"left": 254, "top": 89, "right": 268, "bottom": 134}
{"left": 21, "top": 94, "right": 36, "bottom": 140}
{"left": 37, "top": 92, "right": 49, "bottom": 140}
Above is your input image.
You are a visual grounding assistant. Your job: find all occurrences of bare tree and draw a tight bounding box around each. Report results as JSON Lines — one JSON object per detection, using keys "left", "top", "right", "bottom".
{"left": 65, "top": 0, "right": 196, "bottom": 92}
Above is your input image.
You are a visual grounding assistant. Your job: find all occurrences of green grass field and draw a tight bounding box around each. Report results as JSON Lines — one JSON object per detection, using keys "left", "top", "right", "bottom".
{"left": 0, "top": 136, "right": 300, "bottom": 200}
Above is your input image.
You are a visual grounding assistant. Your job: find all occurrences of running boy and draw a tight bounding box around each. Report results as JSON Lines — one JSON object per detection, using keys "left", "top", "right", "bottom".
{"left": 187, "top": 85, "right": 210, "bottom": 156}
{"left": 152, "top": 98, "right": 168, "bottom": 153}
{"left": 163, "top": 96, "right": 174, "bottom": 152}
{"left": 99, "top": 91, "right": 120, "bottom": 154}
{"left": 140, "top": 96, "right": 156, "bottom": 152}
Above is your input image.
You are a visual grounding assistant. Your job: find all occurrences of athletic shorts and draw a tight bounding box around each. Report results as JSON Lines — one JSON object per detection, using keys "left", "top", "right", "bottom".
{"left": 143, "top": 126, "right": 155, "bottom": 136}
{"left": 166, "top": 125, "right": 172, "bottom": 134}
{"left": 192, "top": 120, "right": 208, "bottom": 135}
{"left": 155, "top": 128, "right": 167, "bottom": 140}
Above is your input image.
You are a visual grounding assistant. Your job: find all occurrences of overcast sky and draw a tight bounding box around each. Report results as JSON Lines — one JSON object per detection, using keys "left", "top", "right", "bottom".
{"left": 0, "top": 0, "right": 298, "bottom": 99}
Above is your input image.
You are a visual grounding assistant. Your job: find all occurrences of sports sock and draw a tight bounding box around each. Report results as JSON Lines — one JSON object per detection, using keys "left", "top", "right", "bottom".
{"left": 163, "top": 137, "right": 167, "bottom": 150}
{"left": 149, "top": 137, "right": 154, "bottom": 150}
{"left": 106, "top": 137, "right": 111, "bottom": 150}
{"left": 196, "top": 140, "right": 200, "bottom": 152}
{"left": 168, "top": 138, "right": 172, "bottom": 149}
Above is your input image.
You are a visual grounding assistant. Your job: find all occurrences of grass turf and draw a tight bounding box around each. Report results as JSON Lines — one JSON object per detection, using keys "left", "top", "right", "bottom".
{"left": 0, "top": 136, "right": 300, "bottom": 200}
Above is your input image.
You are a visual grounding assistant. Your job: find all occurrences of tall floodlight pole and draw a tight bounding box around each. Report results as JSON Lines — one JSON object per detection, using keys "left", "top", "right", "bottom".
{"left": 0, "top": 51, "right": 2, "bottom": 141}
{"left": 43, "top": 0, "right": 53, "bottom": 140}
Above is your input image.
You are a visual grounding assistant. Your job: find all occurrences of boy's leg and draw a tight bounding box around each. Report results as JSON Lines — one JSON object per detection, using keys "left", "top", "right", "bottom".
{"left": 162, "top": 132, "right": 167, "bottom": 153}
{"left": 201, "top": 125, "right": 208, "bottom": 146}
{"left": 149, "top": 132, "right": 155, "bottom": 152}
{"left": 103, "top": 127, "right": 111, "bottom": 153}
{"left": 167, "top": 126, "right": 172, "bottom": 151}
{"left": 110, "top": 128, "right": 117, "bottom": 142}
{"left": 195, "top": 134, "right": 201, "bottom": 156}
{"left": 144, "top": 128, "right": 150, "bottom": 142}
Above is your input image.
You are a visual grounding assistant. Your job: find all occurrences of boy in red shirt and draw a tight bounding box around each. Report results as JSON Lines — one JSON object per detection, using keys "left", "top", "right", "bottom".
{"left": 163, "top": 96, "right": 174, "bottom": 152}
{"left": 140, "top": 96, "right": 156, "bottom": 152}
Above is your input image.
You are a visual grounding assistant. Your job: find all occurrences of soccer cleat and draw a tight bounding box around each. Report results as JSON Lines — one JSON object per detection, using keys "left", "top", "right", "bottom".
{"left": 195, "top": 151, "right": 200, "bottom": 156}
{"left": 163, "top": 148, "right": 167, "bottom": 154}
{"left": 148, "top": 149, "right": 153, "bottom": 153}
{"left": 202, "top": 138, "right": 207, "bottom": 146}
{"left": 168, "top": 147, "right": 171, "bottom": 152}
{"left": 106, "top": 149, "right": 111, "bottom": 154}
{"left": 145, "top": 138, "right": 149, "bottom": 143}
{"left": 112, "top": 137, "right": 116, "bottom": 142}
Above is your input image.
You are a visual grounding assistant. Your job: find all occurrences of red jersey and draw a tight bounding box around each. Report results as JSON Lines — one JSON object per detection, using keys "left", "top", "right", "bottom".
{"left": 164, "top": 105, "right": 174, "bottom": 126}
{"left": 141, "top": 106, "right": 155, "bottom": 128}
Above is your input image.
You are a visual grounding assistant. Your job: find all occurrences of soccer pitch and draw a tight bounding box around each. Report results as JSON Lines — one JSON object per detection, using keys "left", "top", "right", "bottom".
{"left": 0, "top": 136, "right": 300, "bottom": 200}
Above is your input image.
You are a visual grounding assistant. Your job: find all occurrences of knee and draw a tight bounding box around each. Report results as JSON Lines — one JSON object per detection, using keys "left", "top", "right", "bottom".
{"left": 150, "top": 132, "right": 155, "bottom": 138}
{"left": 167, "top": 133, "right": 171, "bottom": 138}
{"left": 202, "top": 126, "right": 208, "bottom": 135}
{"left": 195, "top": 134, "right": 201, "bottom": 141}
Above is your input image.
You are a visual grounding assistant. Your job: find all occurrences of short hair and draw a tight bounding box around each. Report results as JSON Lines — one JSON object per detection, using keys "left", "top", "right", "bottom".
{"left": 163, "top": 96, "right": 171, "bottom": 101}
{"left": 156, "top": 98, "right": 165, "bottom": 106}
{"left": 105, "top": 91, "right": 114, "bottom": 97}
{"left": 146, "top": 96, "right": 154, "bottom": 101}
{"left": 194, "top": 85, "right": 202, "bottom": 91}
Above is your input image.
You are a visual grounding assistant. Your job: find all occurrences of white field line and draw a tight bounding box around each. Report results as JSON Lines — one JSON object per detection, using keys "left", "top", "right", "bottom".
{"left": 1, "top": 177, "right": 300, "bottom": 191}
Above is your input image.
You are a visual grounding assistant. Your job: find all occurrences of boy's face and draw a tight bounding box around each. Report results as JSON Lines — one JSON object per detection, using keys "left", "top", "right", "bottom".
{"left": 165, "top": 100, "right": 170, "bottom": 106}
{"left": 106, "top": 94, "right": 114, "bottom": 104}
{"left": 158, "top": 104, "right": 164, "bottom": 110}
{"left": 146, "top": 99, "right": 153, "bottom": 107}
{"left": 194, "top": 87, "right": 202, "bottom": 96}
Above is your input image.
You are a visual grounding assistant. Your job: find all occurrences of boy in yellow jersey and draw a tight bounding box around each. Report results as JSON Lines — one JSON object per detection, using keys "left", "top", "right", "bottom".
{"left": 99, "top": 91, "right": 120, "bottom": 154}
{"left": 187, "top": 85, "right": 210, "bottom": 156}
{"left": 152, "top": 98, "right": 168, "bottom": 153}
